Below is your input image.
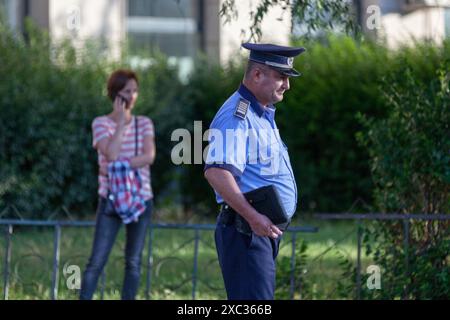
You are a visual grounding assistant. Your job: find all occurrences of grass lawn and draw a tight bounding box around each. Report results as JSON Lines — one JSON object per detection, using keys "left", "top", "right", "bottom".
{"left": 0, "top": 216, "right": 375, "bottom": 300}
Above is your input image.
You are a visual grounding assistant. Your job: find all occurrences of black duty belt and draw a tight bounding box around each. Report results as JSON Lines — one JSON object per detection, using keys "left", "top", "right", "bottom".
{"left": 218, "top": 204, "right": 252, "bottom": 236}
{"left": 218, "top": 202, "right": 291, "bottom": 236}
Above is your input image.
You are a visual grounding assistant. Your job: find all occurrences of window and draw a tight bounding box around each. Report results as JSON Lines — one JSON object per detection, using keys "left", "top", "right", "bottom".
{"left": 127, "top": 0, "right": 200, "bottom": 76}
{"left": 446, "top": 8, "right": 450, "bottom": 38}
{"left": 0, "top": 0, "right": 18, "bottom": 30}
{"left": 129, "top": 0, "right": 195, "bottom": 18}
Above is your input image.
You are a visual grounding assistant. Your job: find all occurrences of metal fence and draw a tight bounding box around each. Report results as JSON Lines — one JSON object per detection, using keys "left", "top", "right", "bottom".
{"left": 1, "top": 212, "right": 448, "bottom": 300}
{"left": 312, "top": 213, "right": 450, "bottom": 299}
{"left": 0, "top": 218, "right": 318, "bottom": 300}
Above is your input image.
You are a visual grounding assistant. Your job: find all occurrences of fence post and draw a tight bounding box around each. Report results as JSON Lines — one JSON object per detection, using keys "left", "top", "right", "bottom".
{"left": 51, "top": 225, "right": 61, "bottom": 300}
{"left": 145, "top": 225, "right": 154, "bottom": 300}
{"left": 290, "top": 232, "right": 297, "bottom": 300}
{"left": 403, "top": 219, "right": 410, "bottom": 300}
{"left": 356, "top": 222, "right": 362, "bottom": 300}
{"left": 192, "top": 229, "right": 200, "bottom": 300}
{"left": 3, "top": 225, "right": 13, "bottom": 300}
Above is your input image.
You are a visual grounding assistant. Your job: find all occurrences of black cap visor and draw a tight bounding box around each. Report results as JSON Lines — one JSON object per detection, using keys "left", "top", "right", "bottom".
{"left": 271, "top": 66, "right": 301, "bottom": 77}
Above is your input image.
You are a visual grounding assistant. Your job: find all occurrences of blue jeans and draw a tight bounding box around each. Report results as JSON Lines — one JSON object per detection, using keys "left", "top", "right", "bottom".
{"left": 79, "top": 197, "right": 152, "bottom": 300}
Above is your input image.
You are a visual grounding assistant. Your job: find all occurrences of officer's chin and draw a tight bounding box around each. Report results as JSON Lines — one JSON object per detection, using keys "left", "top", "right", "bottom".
{"left": 274, "top": 92, "right": 284, "bottom": 103}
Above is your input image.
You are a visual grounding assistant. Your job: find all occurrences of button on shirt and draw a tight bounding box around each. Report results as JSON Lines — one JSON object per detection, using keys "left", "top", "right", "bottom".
{"left": 205, "top": 84, "right": 298, "bottom": 217}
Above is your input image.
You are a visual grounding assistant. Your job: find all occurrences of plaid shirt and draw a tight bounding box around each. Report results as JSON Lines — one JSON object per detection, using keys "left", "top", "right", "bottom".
{"left": 107, "top": 159, "right": 146, "bottom": 224}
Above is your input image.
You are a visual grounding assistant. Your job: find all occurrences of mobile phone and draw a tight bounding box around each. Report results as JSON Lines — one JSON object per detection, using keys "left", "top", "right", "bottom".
{"left": 117, "top": 93, "right": 129, "bottom": 108}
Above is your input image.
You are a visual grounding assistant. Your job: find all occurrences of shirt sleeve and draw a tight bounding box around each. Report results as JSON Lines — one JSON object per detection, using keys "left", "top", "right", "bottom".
{"left": 140, "top": 117, "right": 155, "bottom": 138}
{"left": 204, "top": 114, "right": 248, "bottom": 178}
{"left": 92, "top": 117, "right": 111, "bottom": 148}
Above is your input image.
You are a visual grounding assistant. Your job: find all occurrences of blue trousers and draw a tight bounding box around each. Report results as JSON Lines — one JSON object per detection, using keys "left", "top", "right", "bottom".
{"left": 215, "top": 219, "right": 281, "bottom": 300}
{"left": 79, "top": 197, "right": 152, "bottom": 300}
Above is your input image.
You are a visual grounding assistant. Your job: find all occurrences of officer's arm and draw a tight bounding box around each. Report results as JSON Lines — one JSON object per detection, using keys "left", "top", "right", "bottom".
{"left": 204, "top": 167, "right": 282, "bottom": 238}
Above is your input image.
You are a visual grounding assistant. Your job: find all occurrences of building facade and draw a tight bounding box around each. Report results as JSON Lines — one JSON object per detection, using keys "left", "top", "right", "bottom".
{"left": 3, "top": 0, "right": 448, "bottom": 67}
{"left": 356, "top": 0, "right": 450, "bottom": 48}
{"left": 0, "top": 0, "right": 291, "bottom": 70}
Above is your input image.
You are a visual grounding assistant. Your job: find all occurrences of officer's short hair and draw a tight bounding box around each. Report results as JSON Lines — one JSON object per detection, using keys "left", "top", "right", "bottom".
{"left": 244, "top": 61, "right": 270, "bottom": 79}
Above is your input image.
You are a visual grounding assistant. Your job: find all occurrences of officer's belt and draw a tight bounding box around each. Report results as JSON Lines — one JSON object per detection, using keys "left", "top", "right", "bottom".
{"left": 218, "top": 204, "right": 252, "bottom": 236}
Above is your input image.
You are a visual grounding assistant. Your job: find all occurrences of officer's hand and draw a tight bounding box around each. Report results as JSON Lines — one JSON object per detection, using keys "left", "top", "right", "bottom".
{"left": 249, "top": 213, "right": 283, "bottom": 239}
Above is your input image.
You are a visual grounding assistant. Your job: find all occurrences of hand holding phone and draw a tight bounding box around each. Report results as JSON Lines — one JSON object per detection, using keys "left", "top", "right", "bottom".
{"left": 113, "top": 95, "right": 127, "bottom": 127}
{"left": 117, "top": 93, "right": 129, "bottom": 109}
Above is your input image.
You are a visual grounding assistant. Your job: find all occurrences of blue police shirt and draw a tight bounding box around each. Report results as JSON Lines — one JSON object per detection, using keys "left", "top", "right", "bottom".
{"left": 205, "top": 84, "right": 298, "bottom": 217}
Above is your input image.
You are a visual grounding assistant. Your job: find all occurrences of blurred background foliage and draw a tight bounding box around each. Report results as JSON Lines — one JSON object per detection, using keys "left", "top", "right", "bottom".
{"left": 0, "top": 19, "right": 449, "bottom": 220}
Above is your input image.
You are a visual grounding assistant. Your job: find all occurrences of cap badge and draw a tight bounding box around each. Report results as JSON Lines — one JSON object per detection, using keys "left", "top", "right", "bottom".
{"left": 287, "top": 57, "right": 294, "bottom": 68}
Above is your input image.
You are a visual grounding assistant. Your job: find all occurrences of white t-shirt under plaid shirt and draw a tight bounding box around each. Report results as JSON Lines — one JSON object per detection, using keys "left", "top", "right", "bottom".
{"left": 92, "top": 115, "right": 154, "bottom": 200}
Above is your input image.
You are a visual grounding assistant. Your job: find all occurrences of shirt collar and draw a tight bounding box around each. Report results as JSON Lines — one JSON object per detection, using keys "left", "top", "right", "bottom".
{"left": 238, "top": 83, "right": 265, "bottom": 117}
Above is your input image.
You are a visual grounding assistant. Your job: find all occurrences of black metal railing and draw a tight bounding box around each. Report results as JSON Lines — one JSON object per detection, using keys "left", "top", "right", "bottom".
{"left": 2, "top": 212, "right": 447, "bottom": 300}
{"left": 0, "top": 219, "right": 318, "bottom": 300}
{"left": 311, "top": 213, "right": 449, "bottom": 299}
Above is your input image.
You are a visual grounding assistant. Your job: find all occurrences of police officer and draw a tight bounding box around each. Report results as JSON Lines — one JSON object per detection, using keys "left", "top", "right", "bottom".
{"left": 204, "top": 43, "right": 305, "bottom": 300}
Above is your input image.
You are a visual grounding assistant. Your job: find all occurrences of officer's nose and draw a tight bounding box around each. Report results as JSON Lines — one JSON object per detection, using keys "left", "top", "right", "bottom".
{"left": 283, "top": 77, "right": 290, "bottom": 90}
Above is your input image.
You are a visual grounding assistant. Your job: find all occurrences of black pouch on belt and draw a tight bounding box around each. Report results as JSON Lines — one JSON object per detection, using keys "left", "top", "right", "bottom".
{"left": 219, "top": 206, "right": 252, "bottom": 236}
{"left": 219, "top": 204, "right": 252, "bottom": 236}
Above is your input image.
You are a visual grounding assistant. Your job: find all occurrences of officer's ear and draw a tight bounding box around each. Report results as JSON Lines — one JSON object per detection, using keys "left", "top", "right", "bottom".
{"left": 253, "top": 66, "right": 266, "bottom": 83}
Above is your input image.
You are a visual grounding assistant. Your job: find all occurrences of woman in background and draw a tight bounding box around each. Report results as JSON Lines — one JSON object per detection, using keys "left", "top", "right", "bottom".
{"left": 80, "top": 69, "right": 155, "bottom": 300}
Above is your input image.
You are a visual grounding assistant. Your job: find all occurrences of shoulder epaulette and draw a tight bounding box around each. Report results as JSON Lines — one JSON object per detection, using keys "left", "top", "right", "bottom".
{"left": 234, "top": 98, "right": 250, "bottom": 119}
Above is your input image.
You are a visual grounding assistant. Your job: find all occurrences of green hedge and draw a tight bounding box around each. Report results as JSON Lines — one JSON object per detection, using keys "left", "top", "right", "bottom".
{"left": 355, "top": 65, "right": 450, "bottom": 299}
{"left": 177, "top": 35, "right": 450, "bottom": 215}
{"left": 0, "top": 21, "right": 183, "bottom": 218}
{"left": 1, "top": 20, "right": 449, "bottom": 218}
